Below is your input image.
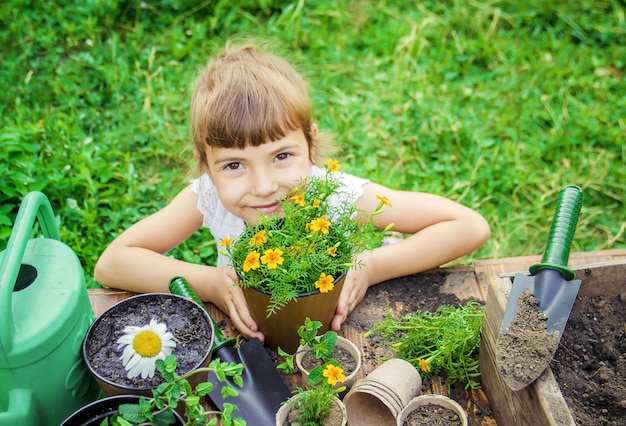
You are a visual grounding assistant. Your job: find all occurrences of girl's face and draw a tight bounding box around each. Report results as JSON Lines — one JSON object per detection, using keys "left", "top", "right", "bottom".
{"left": 204, "top": 128, "right": 314, "bottom": 224}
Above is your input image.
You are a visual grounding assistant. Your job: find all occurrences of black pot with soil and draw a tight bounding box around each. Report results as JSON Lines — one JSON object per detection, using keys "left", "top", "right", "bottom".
{"left": 82, "top": 293, "right": 214, "bottom": 396}
{"left": 60, "top": 395, "right": 185, "bottom": 426}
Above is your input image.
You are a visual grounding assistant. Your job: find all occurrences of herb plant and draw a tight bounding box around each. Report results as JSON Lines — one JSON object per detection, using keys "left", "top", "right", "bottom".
{"left": 221, "top": 161, "right": 389, "bottom": 316}
{"left": 276, "top": 317, "right": 340, "bottom": 376}
{"left": 276, "top": 318, "right": 347, "bottom": 425}
{"left": 103, "top": 354, "right": 246, "bottom": 426}
{"left": 365, "top": 301, "right": 485, "bottom": 392}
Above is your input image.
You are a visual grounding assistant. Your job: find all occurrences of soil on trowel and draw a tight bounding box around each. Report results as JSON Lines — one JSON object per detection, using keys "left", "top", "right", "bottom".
{"left": 550, "top": 292, "right": 626, "bottom": 426}
{"left": 495, "top": 289, "right": 559, "bottom": 390}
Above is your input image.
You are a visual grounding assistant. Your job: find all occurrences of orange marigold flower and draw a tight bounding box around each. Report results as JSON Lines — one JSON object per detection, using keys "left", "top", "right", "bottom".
{"left": 308, "top": 216, "right": 331, "bottom": 234}
{"left": 325, "top": 159, "right": 341, "bottom": 172}
{"left": 249, "top": 230, "right": 268, "bottom": 247}
{"left": 219, "top": 237, "right": 234, "bottom": 248}
{"left": 323, "top": 364, "right": 345, "bottom": 386}
{"left": 327, "top": 247, "right": 337, "bottom": 257}
{"left": 418, "top": 359, "right": 430, "bottom": 373}
{"left": 289, "top": 192, "right": 305, "bottom": 207}
{"left": 315, "top": 273, "right": 335, "bottom": 293}
{"left": 243, "top": 251, "right": 261, "bottom": 272}
{"left": 260, "top": 248, "right": 284, "bottom": 270}
{"left": 312, "top": 199, "right": 321, "bottom": 208}
{"left": 376, "top": 195, "right": 392, "bottom": 207}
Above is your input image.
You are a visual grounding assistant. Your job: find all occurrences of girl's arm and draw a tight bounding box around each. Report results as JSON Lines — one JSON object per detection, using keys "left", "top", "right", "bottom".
{"left": 357, "top": 181, "right": 491, "bottom": 283}
{"left": 94, "top": 185, "right": 264, "bottom": 341}
{"left": 331, "top": 181, "right": 490, "bottom": 330}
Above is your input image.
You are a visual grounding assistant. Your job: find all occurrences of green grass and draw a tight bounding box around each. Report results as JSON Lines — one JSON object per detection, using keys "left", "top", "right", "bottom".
{"left": 1, "top": 0, "right": 624, "bottom": 288}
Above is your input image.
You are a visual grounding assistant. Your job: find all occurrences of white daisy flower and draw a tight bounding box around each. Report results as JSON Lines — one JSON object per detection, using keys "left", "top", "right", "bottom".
{"left": 116, "top": 318, "right": 176, "bottom": 379}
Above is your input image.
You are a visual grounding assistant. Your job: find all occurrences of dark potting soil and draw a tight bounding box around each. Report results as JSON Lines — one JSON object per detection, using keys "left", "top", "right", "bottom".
{"left": 85, "top": 294, "right": 212, "bottom": 389}
{"left": 550, "top": 293, "right": 626, "bottom": 426}
{"left": 403, "top": 403, "right": 463, "bottom": 426}
{"left": 495, "top": 290, "right": 559, "bottom": 390}
{"left": 300, "top": 345, "right": 358, "bottom": 378}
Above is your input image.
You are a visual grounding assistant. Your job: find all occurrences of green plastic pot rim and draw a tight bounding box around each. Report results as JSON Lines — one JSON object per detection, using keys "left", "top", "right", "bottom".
{"left": 81, "top": 292, "right": 214, "bottom": 393}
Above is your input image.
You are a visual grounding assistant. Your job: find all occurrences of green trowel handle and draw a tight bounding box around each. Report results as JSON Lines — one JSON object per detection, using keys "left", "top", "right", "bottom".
{"left": 168, "top": 276, "right": 237, "bottom": 353}
{"left": 529, "top": 185, "right": 583, "bottom": 281}
{"left": 1, "top": 192, "right": 60, "bottom": 353}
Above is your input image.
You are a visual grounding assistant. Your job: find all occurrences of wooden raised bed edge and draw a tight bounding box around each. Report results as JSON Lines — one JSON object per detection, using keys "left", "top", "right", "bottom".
{"left": 479, "top": 259, "right": 626, "bottom": 426}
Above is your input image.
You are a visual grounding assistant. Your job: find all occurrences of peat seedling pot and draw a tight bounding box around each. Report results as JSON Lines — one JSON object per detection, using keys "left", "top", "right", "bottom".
{"left": 242, "top": 273, "right": 346, "bottom": 353}
{"left": 396, "top": 394, "right": 468, "bottom": 426}
{"left": 343, "top": 358, "right": 422, "bottom": 426}
{"left": 82, "top": 293, "right": 214, "bottom": 397}
{"left": 295, "top": 335, "right": 362, "bottom": 390}
{"left": 59, "top": 395, "right": 184, "bottom": 426}
{"left": 275, "top": 395, "right": 347, "bottom": 426}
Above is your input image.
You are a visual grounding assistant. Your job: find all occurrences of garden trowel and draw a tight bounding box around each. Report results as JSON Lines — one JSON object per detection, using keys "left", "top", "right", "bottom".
{"left": 497, "top": 184, "right": 583, "bottom": 391}
{"left": 169, "top": 277, "right": 291, "bottom": 426}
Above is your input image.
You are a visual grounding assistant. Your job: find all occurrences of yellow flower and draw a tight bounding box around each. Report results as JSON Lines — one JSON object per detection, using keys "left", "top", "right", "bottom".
{"left": 243, "top": 251, "right": 261, "bottom": 272}
{"left": 325, "top": 159, "right": 341, "bottom": 172}
{"left": 315, "top": 273, "right": 335, "bottom": 293}
{"left": 308, "top": 216, "right": 331, "bottom": 234}
{"left": 376, "top": 195, "right": 392, "bottom": 207}
{"left": 219, "top": 237, "right": 234, "bottom": 248}
{"left": 327, "top": 246, "right": 337, "bottom": 257}
{"left": 261, "top": 248, "right": 284, "bottom": 270}
{"left": 289, "top": 192, "right": 306, "bottom": 207}
{"left": 249, "top": 230, "right": 268, "bottom": 247}
{"left": 312, "top": 199, "right": 321, "bottom": 208}
{"left": 418, "top": 358, "right": 431, "bottom": 373}
{"left": 322, "top": 364, "right": 345, "bottom": 386}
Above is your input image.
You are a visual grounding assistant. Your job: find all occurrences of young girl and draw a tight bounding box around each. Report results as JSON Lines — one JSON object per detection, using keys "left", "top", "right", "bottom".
{"left": 94, "top": 42, "right": 490, "bottom": 342}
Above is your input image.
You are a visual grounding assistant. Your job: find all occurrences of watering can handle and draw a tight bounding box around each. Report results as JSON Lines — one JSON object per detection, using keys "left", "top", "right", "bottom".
{"left": 0, "top": 191, "right": 60, "bottom": 353}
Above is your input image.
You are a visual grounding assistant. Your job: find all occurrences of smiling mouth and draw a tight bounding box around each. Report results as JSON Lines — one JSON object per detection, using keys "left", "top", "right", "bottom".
{"left": 253, "top": 203, "right": 281, "bottom": 215}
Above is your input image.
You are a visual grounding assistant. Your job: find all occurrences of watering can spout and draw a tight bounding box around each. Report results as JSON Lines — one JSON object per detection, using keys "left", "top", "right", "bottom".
{"left": 0, "top": 389, "right": 37, "bottom": 426}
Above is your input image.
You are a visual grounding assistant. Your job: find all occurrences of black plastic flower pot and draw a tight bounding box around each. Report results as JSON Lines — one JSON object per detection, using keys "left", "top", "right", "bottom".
{"left": 59, "top": 395, "right": 184, "bottom": 426}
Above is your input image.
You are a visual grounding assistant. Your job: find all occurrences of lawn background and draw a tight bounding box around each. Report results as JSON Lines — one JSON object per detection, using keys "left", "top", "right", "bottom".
{"left": 1, "top": 0, "right": 624, "bottom": 288}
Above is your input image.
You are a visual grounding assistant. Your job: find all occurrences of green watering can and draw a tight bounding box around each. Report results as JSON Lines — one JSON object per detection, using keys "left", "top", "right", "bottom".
{"left": 0, "top": 191, "right": 102, "bottom": 425}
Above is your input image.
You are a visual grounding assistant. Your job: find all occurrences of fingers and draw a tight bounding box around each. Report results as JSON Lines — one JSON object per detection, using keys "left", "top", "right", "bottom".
{"left": 227, "top": 286, "right": 265, "bottom": 342}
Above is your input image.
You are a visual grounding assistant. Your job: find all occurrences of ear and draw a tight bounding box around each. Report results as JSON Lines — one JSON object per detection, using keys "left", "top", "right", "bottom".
{"left": 309, "top": 123, "right": 318, "bottom": 163}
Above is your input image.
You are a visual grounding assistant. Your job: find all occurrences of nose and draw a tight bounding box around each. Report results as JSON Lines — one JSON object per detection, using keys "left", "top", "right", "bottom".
{"left": 251, "top": 168, "right": 279, "bottom": 197}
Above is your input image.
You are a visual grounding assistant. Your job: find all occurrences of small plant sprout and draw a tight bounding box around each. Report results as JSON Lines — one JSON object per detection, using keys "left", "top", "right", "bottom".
{"left": 117, "top": 318, "right": 177, "bottom": 379}
{"left": 104, "top": 354, "right": 246, "bottom": 426}
{"left": 277, "top": 318, "right": 347, "bottom": 425}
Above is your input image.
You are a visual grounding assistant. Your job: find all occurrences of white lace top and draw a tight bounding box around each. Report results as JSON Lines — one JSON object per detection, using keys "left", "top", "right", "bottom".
{"left": 190, "top": 165, "right": 369, "bottom": 267}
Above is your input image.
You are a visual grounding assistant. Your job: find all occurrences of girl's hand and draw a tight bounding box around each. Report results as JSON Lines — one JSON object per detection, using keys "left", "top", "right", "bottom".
{"left": 213, "top": 266, "right": 265, "bottom": 342}
{"left": 330, "top": 252, "right": 374, "bottom": 331}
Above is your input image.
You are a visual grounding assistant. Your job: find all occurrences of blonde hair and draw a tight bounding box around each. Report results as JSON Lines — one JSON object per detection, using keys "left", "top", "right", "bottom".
{"left": 190, "top": 42, "right": 336, "bottom": 174}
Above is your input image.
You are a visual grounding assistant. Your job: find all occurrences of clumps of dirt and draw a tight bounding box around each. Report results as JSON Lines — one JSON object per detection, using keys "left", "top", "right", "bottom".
{"left": 300, "top": 345, "right": 358, "bottom": 378}
{"left": 550, "top": 293, "right": 626, "bottom": 426}
{"left": 496, "top": 290, "right": 559, "bottom": 391}
{"left": 402, "top": 403, "right": 463, "bottom": 426}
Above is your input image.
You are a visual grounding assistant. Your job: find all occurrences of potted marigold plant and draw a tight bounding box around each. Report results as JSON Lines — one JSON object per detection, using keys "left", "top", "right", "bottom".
{"left": 220, "top": 160, "right": 390, "bottom": 352}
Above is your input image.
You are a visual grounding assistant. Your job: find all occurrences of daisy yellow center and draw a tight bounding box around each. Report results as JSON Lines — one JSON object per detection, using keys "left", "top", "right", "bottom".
{"left": 132, "top": 330, "right": 162, "bottom": 357}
